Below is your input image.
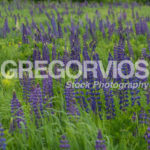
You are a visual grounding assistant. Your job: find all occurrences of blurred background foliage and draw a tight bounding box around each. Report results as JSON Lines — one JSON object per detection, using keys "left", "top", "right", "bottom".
{"left": 5, "top": 0, "right": 150, "bottom": 4}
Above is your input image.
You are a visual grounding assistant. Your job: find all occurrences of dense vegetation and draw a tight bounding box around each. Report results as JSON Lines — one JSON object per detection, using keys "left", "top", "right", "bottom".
{"left": 0, "top": 0, "right": 150, "bottom": 150}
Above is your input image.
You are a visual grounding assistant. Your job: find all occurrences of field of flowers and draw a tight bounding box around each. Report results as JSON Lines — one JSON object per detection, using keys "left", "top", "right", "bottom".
{"left": 0, "top": 0, "right": 150, "bottom": 150}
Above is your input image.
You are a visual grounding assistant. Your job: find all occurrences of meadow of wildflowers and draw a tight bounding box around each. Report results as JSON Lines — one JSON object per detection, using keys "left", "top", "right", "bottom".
{"left": 0, "top": 0, "right": 150, "bottom": 150}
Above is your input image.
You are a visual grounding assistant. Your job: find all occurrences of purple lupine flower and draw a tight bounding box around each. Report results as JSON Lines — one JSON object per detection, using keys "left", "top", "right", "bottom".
{"left": 20, "top": 72, "right": 34, "bottom": 104}
{"left": 146, "top": 88, "right": 150, "bottom": 105}
{"left": 45, "top": 11, "right": 51, "bottom": 20}
{"left": 95, "top": 130, "right": 106, "bottom": 150}
{"left": 69, "top": 23, "right": 81, "bottom": 64}
{"left": 60, "top": 135, "right": 70, "bottom": 150}
{"left": 100, "top": 2, "right": 103, "bottom": 7}
{"left": 22, "top": 24, "right": 28, "bottom": 44}
{"left": 0, "top": 123, "right": 6, "bottom": 150}
{"left": 57, "top": 12, "right": 63, "bottom": 23}
{"left": 108, "top": 23, "right": 115, "bottom": 40}
{"left": 64, "top": 84, "right": 80, "bottom": 116}
{"left": 38, "top": 5, "right": 43, "bottom": 14}
{"left": 63, "top": 49, "right": 70, "bottom": 65}
{"left": 86, "top": 86, "right": 101, "bottom": 115}
{"left": 93, "top": 52, "right": 103, "bottom": 82}
{"left": 129, "top": 77, "right": 141, "bottom": 106}
{"left": 88, "top": 19, "right": 96, "bottom": 40}
{"left": 75, "top": 80, "right": 88, "bottom": 112}
{"left": 135, "top": 22, "right": 141, "bottom": 35}
{"left": 30, "top": 9, "right": 33, "bottom": 16}
{"left": 141, "top": 19, "right": 148, "bottom": 34}
{"left": 83, "top": 43, "right": 90, "bottom": 61}
{"left": 135, "top": 19, "right": 148, "bottom": 35}
{"left": 3, "top": 18, "right": 10, "bottom": 37}
{"left": 139, "top": 107, "right": 147, "bottom": 125}
{"left": 142, "top": 48, "right": 148, "bottom": 58}
{"left": 40, "top": 23, "right": 45, "bottom": 33}
{"left": 51, "top": 13, "right": 58, "bottom": 37}
{"left": 69, "top": 30, "right": 81, "bottom": 70}
{"left": 10, "top": 92, "right": 26, "bottom": 131}
{"left": 58, "top": 22, "right": 63, "bottom": 38}
{"left": 118, "top": 56, "right": 131, "bottom": 111}
{"left": 103, "top": 83, "right": 115, "bottom": 120}
{"left": 33, "top": 48, "right": 42, "bottom": 64}
{"left": 145, "top": 127, "right": 150, "bottom": 150}
{"left": 42, "top": 43, "right": 50, "bottom": 63}
{"left": 31, "top": 19, "right": 37, "bottom": 30}
{"left": 42, "top": 75, "right": 53, "bottom": 108}
{"left": 29, "top": 84, "right": 43, "bottom": 120}
{"left": 34, "top": 27, "right": 43, "bottom": 42}
{"left": 113, "top": 39, "right": 126, "bottom": 83}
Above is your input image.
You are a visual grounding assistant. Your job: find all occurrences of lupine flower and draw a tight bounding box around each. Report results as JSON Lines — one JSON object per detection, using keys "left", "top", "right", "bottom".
{"left": 30, "top": 9, "right": 33, "bottom": 16}
{"left": 51, "top": 14, "right": 58, "bottom": 37}
{"left": 142, "top": 48, "right": 148, "bottom": 58}
{"left": 146, "top": 88, "right": 150, "bottom": 105}
{"left": 135, "top": 19, "right": 148, "bottom": 35}
{"left": 64, "top": 84, "right": 80, "bottom": 116}
{"left": 20, "top": 72, "right": 34, "bottom": 103}
{"left": 63, "top": 49, "right": 70, "bottom": 65}
{"left": 103, "top": 80, "right": 115, "bottom": 120}
{"left": 40, "top": 22, "right": 45, "bottom": 33}
{"left": 42, "top": 44, "right": 50, "bottom": 63}
{"left": 60, "top": 135, "right": 70, "bottom": 150}
{"left": 38, "top": 5, "right": 43, "bottom": 14}
{"left": 29, "top": 84, "right": 43, "bottom": 120}
{"left": 145, "top": 127, "right": 150, "bottom": 150}
{"left": 75, "top": 82, "right": 88, "bottom": 112}
{"left": 95, "top": 130, "right": 106, "bottom": 150}
{"left": 119, "top": 56, "right": 130, "bottom": 111}
{"left": 45, "top": 11, "right": 51, "bottom": 20}
{"left": 139, "top": 107, "right": 147, "bottom": 124}
{"left": 129, "top": 77, "right": 141, "bottom": 106}
{"left": 22, "top": 24, "right": 28, "bottom": 44}
{"left": 10, "top": 92, "right": 26, "bottom": 132}
{"left": 31, "top": 19, "right": 37, "bottom": 29}
{"left": 58, "top": 22, "right": 63, "bottom": 38}
{"left": 42, "top": 75, "right": 53, "bottom": 108}
{"left": 0, "top": 123, "right": 6, "bottom": 150}
{"left": 33, "top": 48, "right": 42, "bottom": 64}
{"left": 3, "top": 18, "right": 10, "bottom": 37}
{"left": 86, "top": 87, "right": 101, "bottom": 115}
